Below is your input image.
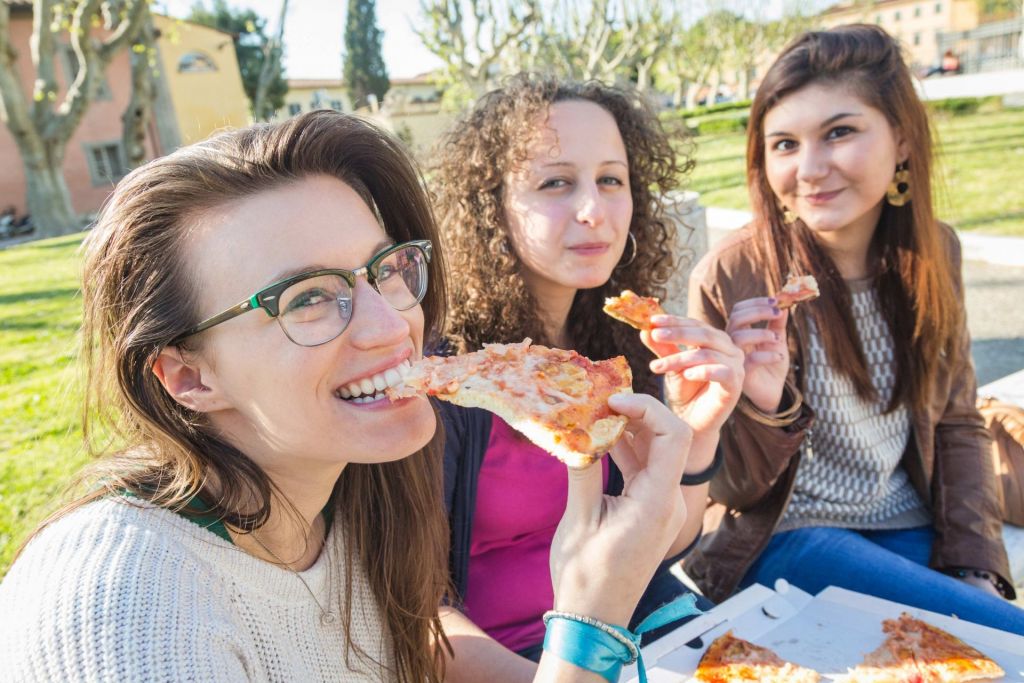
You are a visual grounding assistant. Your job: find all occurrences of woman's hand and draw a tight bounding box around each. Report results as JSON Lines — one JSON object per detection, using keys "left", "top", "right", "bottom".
{"left": 548, "top": 393, "right": 691, "bottom": 627}
{"left": 725, "top": 298, "right": 790, "bottom": 413}
{"left": 642, "top": 315, "right": 745, "bottom": 437}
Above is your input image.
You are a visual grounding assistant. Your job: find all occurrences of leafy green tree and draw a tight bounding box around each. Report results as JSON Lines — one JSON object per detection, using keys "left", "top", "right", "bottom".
{"left": 188, "top": 0, "right": 287, "bottom": 120}
{"left": 343, "top": 0, "right": 388, "bottom": 109}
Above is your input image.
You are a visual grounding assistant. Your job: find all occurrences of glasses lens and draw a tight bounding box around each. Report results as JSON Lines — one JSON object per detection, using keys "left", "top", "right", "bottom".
{"left": 278, "top": 274, "right": 352, "bottom": 346}
{"left": 375, "top": 244, "right": 428, "bottom": 311}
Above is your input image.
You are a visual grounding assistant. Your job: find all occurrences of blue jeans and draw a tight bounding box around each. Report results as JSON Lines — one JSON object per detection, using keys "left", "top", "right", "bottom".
{"left": 741, "top": 525, "right": 1024, "bottom": 636}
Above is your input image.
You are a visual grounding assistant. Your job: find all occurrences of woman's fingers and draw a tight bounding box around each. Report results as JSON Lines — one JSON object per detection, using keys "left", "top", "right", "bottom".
{"left": 747, "top": 349, "right": 787, "bottom": 366}
{"left": 726, "top": 304, "right": 783, "bottom": 333}
{"left": 730, "top": 327, "right": 779, "bottom": 350}
{"left": 650, "top": 347, "right": 738, "bottom": 375}
{"left": 607, "top": 393, "right": 691, "bottom": 492}
{"left": 563, "top": 452, "right": 607, "bottom": 525}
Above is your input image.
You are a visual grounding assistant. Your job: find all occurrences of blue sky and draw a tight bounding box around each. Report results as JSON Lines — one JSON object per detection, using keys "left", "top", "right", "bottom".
{"left": 157, "top": 0, "right": 444, "bottom": 79}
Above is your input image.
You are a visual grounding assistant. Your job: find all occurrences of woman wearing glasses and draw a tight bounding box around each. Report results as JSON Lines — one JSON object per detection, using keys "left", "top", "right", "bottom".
{"left": 0, "top": 111, "right": 697, "bottom": 681}
{"left": 429, "top": 75, "right": 745, "bottom": 680}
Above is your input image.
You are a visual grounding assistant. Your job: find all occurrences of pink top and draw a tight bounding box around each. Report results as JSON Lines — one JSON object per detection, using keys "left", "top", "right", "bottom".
{"left": 462, "top": 416, "right": 609, "bottom": 652}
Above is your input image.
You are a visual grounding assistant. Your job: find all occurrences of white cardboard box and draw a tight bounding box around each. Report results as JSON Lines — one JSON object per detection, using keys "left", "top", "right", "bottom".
{"left": 623, "top": 582, "right": 1024, "bottom": 682}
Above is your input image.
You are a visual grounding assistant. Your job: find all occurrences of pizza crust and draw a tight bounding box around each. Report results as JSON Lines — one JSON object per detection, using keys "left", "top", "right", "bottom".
{"left": 776, "top": 274, "right": 820, "bottom": 309}
{"left": 603, "top": 289, "right": 665, "bottom": 330}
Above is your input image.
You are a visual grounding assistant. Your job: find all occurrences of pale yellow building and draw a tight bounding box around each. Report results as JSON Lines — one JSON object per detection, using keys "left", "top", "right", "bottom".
{"left": 280, "top": 75, "right": 453, "bottom": 155}
{"left": 283, "top": 79, "right": 353, "bottom": 117}
{"left": 153, "top": 15, "right": 251, "bottom": 145}
{"left": 819, "top": 0, "right": 981, "bottom": 69}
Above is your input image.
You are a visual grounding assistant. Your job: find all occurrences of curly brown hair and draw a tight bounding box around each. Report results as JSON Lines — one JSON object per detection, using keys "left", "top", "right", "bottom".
{"left": 431, "top": 74, "right": 694, "bottom": 395}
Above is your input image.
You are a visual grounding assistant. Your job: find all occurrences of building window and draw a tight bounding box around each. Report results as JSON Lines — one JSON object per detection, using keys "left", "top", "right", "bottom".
{"left": 913, "top": 32, "right": 921, "bottom": 45}
{"left": 329, "top": 99, "right": 343, "bottom": 111}
{"left": 914, "top": 5, "right": 922, "bottom": 17}
{"left": 935, "top": 3, "right": 942, "bottom": 13}
{"left": 61, "top": 45, "right": 111, "bottom": 100}
{"left": 876, "top": 13, "right": 883, "bottom": 23}
{"left": 894, "top": 10, "right": 901, "bottom": 20}
{"left": 288, "top": 103, "right": 302, "bottom": 116}
{"left": 177, "top": 51, "right": 218, "bottom": 73}
{"left": 83, "top": 141, "right": 127, "bottom": 186}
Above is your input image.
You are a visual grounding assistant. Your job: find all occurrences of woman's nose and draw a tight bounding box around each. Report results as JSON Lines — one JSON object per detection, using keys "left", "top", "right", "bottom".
{"left": 575, "top": 184, "right": 606, "bottom": 227}
{"left": 343, "top": 277, "right": 410, "bottom": 349}
{"left": 796, "top": 144, "right": 829, "bottom": 182}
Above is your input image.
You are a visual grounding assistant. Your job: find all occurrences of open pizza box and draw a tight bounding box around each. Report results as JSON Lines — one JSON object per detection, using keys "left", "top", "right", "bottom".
{"left": 622, "top": 581, "right": 1024, "bottom": 682}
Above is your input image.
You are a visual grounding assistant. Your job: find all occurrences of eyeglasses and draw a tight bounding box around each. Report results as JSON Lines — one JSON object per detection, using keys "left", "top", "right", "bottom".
{"left": 170, "top": 240, "right": 432, "bottom": 347}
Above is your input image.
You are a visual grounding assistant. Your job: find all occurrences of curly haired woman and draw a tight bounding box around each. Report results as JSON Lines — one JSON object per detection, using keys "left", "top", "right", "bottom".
{"left": 429, "top": 75, "right": 746, "bottom": 680}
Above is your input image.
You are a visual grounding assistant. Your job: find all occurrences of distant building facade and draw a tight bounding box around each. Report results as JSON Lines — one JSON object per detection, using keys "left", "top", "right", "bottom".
{"left": 819, "top": 0, "right": 985, "bottom": 71}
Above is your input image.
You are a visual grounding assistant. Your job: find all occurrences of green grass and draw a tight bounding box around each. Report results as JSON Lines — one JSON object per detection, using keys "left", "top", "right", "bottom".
{"left": 0, "top": 234, "right": 88, "bottom": 575}
{"left": 687, "top": 107, "right": 1024, "bottom": 237}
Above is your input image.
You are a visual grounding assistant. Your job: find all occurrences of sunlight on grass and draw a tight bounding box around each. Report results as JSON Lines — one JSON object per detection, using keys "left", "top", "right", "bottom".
{"left": 686, "top": 107, "right": 1024, "bottom": 236}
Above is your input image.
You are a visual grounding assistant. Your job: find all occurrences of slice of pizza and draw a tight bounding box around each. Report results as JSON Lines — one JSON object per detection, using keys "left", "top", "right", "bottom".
{"left": 386, "top": 339, "right": 632, "bottom": 468}
{"left": 694, "top": 631, "right": 822, "bottom": 683}
{"left": 603, "top": 290, "right": 665, "bottom": 330}
{"left": 775, "top": 274, "right": 820, "bottom": 309}
{"left": 841, "top": 613, "right": 1005, "bottom": 683}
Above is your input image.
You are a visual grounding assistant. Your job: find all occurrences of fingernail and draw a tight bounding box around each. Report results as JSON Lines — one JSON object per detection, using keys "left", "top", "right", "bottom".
{"left": 768, "top": 298, "right": 777, "bottom": 305}
{"left": 772, "top": 306, "right": 781, "bottom": 315}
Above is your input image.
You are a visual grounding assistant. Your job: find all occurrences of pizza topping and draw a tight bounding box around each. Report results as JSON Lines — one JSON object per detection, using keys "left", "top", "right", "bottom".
{"left": 841, "top": 613, "right": 1005, "bottom": 683}
{"left": 776, "top": 274, "right": 820, "bottom": 309}
{"left": 603, "top": 289, "right": 666, "bottom": 330}
{"left": 387, "top": 339, "right": 633, "bottom": 468}
{"left": 695, "top": 631, "right": 821, "bottom": 683}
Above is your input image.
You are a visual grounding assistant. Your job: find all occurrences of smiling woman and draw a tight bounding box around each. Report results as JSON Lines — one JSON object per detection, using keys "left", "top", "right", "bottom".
{"left": 685, "top": 24, "right": 1024, "bottom": 636}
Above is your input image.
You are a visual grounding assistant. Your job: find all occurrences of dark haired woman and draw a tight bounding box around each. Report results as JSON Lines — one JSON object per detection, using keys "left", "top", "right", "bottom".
{"left": 430, "top": 74, "right": 745, "bottom": 679}
{"left": 0, "top": 111, "right": 701, "bottom": 681}
{"left": 686, "top": 24, "right": 1024, "bottom": 634}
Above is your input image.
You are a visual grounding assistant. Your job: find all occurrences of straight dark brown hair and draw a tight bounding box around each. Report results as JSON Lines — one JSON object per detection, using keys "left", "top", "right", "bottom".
{"left": 23, "top": 111, "right": 451, "bottom": 682}
{"left": 747, "top": 24, "right": 961, "bottom": 412}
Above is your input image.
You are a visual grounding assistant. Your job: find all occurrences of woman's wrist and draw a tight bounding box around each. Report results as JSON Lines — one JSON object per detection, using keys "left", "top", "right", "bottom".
{"left": 738, "top": 384, "right": 803, "bottom": 428}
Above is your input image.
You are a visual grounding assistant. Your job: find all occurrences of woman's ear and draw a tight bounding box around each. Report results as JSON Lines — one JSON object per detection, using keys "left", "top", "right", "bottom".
{"left": 152, "top": 347, "right": 228, "bottom": 413}
{"left": 896, "top": 130, "right": 910, "bottom": 165}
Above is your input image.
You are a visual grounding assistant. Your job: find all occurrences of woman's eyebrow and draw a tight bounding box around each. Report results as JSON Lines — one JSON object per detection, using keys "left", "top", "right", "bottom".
{"left": 766, "top": 111, "right": 863, "bottom": 138}
{"left": 265, "top": 240, "right": 395, "bottom": 284}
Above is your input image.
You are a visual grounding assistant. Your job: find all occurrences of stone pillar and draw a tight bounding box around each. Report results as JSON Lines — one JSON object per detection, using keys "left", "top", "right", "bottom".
{"left": 661, "top": 190, "right": 708, "bottom": 316}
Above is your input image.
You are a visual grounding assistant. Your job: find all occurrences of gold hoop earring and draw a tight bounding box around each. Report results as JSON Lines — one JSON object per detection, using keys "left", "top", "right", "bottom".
{"left": 886, "top": 163, "right": 912, "bottom": 207}
{"left": 617, "top": 231, "right": 637, "bottom": 268}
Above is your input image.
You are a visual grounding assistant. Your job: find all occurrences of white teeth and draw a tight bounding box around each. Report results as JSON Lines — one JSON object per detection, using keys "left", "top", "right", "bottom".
{"left": 338, "top": 360, "right": 414, "bottom": 402}
{"left": 384, "top": 367, "right": 402, "bottom": 388}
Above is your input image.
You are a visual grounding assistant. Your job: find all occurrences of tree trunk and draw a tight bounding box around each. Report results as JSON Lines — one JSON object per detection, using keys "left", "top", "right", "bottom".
{"left": 23, "top": 150, "right": 78, "bottom": 237}
{"left": 253, "top": 0, "right": 288, "bottom": 121}
{"left": 122, "top": 8, "right": 156, "bottom": 169}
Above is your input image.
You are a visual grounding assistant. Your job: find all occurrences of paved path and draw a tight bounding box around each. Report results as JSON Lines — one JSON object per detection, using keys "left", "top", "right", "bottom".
{"left": 964, "top": 260, "right": 1024, "bottom": 385}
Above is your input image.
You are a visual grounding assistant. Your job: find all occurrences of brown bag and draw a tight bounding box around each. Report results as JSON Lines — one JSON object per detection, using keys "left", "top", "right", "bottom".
{"left": 978, "top": 397, "right": 1024, "bottom": 526}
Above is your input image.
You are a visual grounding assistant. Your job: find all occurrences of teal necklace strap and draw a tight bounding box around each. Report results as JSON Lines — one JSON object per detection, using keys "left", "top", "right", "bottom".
{"left": 543, "top": 593, "right": 702, "bottom": 683}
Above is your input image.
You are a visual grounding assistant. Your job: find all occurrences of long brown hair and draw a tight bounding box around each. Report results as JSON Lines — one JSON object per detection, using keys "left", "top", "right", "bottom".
{"left": 31, "top": 111, "right": 451, "bottom": 682}
{"left": 747, "top": 24, "right": 960, "bottom": 412}
{"left": 432, "top": 74, "right": 693, "bottom": 394}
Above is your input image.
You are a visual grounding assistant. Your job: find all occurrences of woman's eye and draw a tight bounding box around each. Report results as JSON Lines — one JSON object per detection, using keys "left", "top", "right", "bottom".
{"left": 377, "top": 263, "right": 397, "bottom": 281}
{"left": 827, "top": 125, "right": 854, "bottom": 140}
{"left": 599, "top": 175, "right": 625, "bottom": 187}
{"left": 772, "top": 139, "right": 797, "bottom": 152}
{"left": 538, "top": 178, "right": 568, "bottom": 190}
{"left": 288, "top": 289, "right": 331, "bottom": 310}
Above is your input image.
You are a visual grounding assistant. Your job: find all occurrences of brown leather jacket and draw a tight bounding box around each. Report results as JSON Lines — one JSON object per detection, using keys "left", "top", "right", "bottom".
{"left": 684, "top": 224, "right": 1012, "bottom": 603}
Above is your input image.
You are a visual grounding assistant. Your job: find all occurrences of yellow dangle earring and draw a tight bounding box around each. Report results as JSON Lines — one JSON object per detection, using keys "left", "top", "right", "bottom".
{"left": 783, "top": 207, "right": 798, "bottom": 224}
{"left": 886, "top": 163, "right": 912, "bottom": 207}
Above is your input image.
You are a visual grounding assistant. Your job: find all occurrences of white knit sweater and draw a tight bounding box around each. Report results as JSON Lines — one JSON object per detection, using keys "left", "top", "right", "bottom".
{"left": 0, "top": 498, "right": 395, "bottom": 682}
